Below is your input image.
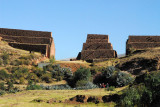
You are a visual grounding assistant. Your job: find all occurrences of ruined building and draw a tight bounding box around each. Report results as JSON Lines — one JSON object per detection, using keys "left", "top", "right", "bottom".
{"left": 77, "top": 34, "right": 117, "bottom": 62}
{"left": 0, "top": 28, "right": 55, "bottom": 58}
{"left": 126, "top": 36, "right": 160, "bottom": 55}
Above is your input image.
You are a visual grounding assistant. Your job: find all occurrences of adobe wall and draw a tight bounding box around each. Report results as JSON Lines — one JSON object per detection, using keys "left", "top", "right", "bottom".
{"left": 0, "top": 28, "right": 52, "bottom": 37}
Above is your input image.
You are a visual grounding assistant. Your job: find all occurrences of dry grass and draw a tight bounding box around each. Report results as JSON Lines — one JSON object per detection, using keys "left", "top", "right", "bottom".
{"left": 0, "top": 86, "right": 127, "bottom": 107}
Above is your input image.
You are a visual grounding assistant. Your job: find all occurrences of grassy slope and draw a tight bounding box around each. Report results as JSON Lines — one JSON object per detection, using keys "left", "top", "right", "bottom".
{"left": 0, "top": 86, "right": 127, "bottom": 107}
{"left": 95, "top": 47, "right": 160, "bottom": 68}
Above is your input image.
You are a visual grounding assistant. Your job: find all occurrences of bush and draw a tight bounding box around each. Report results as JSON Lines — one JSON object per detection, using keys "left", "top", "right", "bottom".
{"left": 0, "top": 82, "right": 6, "bottom": 90}
{"left": 69, "top": 67, "right": 91, "bottom": 87}
{"left": 41, "top": 84, "right": 72, "bottom": 90}
{"left": 26, "top": 81, "right": 42, "bottom": 90}
{"left": 102, "top": 66, "right": 116, "bottom": 78}
{"left": 116, "top": 72, "right": 134, "bottom": 87}
{"left": 0, "top": 69, "right": 9, "bottom": 80}
{"left": 41, "top": 73, "right": 52, "bottom": 83}
{"left": 76, "top": 80, "right": 88, "bottom": 87}
{"left": 7, "top": 81, "right": 14, "bottom": 91}
{"left": 0, "top": 90, "right": 5, "bottom": 96}
{"left": 119, "top": 84, "right": 152, "bottom": 107}
{"left": 106, "top": 86, "right": 115, "bottom": 91}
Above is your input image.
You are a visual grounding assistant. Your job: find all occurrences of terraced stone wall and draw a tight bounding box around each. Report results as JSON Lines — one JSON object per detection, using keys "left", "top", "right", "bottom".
{"left": 0, "top": 28, "right": 55, "bottom": 58}
{"left": 126, "top": 36, "right": 160, "bottom": 55}
{"left": 77, "top": 34, "right": 117, "bottom": 62}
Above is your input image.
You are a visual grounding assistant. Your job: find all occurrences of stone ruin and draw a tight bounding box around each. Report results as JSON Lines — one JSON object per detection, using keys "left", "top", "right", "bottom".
{"left": 0, "top": 28, "right": 55, "bottom": 58}
{"left": 126, "top": 36, "right": 160, "bottom": 55}
{"left": 77, "top": 34, "right": 117, "bottom": 62}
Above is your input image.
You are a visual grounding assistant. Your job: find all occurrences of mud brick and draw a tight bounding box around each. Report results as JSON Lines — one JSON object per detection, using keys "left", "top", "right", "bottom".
{"left": 81, "top": 50, "right": 116, "bottom": 60}
{"left": 128, "top": 36, "right": 160, "bottom": 43}
{"left": 86, "top": 39, "right": 109, "bottom": 43}
{"left": 87, "top": 34, "right": 108, "bottom": 40}
{"left": 83, "top": 43, "right": 113, "bottom": 50}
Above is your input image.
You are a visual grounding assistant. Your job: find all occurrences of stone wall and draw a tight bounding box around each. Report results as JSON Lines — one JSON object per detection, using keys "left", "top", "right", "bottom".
{"left": 0, "top": 28, "right": 51, "bottom": 37}
{"left": 126, "top": 36, "right": 160, "bottom": 55}
{"left": 77, "top": 34, "right": 117, "bottom": 62}
{"left": 0, "top": 28, "right": 55, "bottom": 58}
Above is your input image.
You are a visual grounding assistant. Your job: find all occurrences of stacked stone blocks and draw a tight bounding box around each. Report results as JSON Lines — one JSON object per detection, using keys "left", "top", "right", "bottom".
{"left": 126, "top": 36, "right": 160, "bottom": 55}
{"left": 79, "top": 34, "right": 117, "bottom": 62}
{"left": 0, "top": 28, "right": 55, "bottom": 58}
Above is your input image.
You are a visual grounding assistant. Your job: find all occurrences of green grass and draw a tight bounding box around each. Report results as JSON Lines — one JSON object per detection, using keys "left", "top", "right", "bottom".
{"left": 0, "top": 86, "right": 127, "bottom": 107}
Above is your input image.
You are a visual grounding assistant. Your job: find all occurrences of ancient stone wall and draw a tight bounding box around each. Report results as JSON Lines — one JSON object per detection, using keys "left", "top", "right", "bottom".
{"left": 0, "top": 28, "right": 55, "bottom": 58}
{"left": 77, "top": 34, "right": 117, "bottom": 62}
{"left": 126, "top": 36, "right": 160, "bottom": 55}
{"left": 0, "top": 28, "right": 51, "bottom": 37}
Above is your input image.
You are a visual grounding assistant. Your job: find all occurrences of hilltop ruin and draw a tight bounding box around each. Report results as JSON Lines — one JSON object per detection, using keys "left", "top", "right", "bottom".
{"left": 0, "top": 28, "right": 55, "bottom": 58}
{"left": 126, "top": 36, "right": 160, "bottom": 55}
{"left": 77, "top": 34, "right": 117, "bottom": 62}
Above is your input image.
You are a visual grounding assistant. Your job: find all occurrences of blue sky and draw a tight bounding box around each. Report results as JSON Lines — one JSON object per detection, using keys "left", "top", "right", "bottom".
{"left": 0, "top": 0, "right": 160, "bottom": 60}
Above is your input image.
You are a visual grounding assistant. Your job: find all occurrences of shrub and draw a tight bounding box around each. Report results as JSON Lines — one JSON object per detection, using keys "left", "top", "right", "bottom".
{"left": 76, "top": 80, "right": 88, "bottom": 87}
{"left": 102, "top": 66, "right": 116, "bottom": 78}
{"left": 7, "top": 81, "right": 14, "bottom": 91}
{"left": 0, "top": 69, "right": 9, "bottom": 80}
{"left": 0, "top": 82, "right": 6, "bottom": 90}
{"left": 106, "top": 86, "right": 115, "bottom": 91}
{"left": 26, "top": 80, "right": 42, "bottom": 90}
{"left": 74, "top": 67, "right": 91, "bottom": 81}
{"left": 70, "top": 67, "right": 91, "bottom": 87}
{"left": 0, "top": 90, "right": 5, "bottom": 96}
{"left": 41, "top": 84, "right": 72, "bottom": 90}
{"left": 116, "top": 72, "right": 134, "bottom": 87}
{"left": 76, "top": 82, "right": 99, "bottom": 90}
{"left": 41, "top": 73, "right": 52, "bottom": 83}
{"left": 119, "top": 84, "right": 152, "bottom": 107}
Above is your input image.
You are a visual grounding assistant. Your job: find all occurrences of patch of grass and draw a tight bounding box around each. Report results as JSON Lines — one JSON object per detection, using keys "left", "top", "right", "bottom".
{"left": 0, "top": 86, "right": 127, "bottom": 106}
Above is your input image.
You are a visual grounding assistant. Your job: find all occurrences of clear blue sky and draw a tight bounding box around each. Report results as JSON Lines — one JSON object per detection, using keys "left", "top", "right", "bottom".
{"left": 0, "top": 0, "right": 160, "bottom": 60}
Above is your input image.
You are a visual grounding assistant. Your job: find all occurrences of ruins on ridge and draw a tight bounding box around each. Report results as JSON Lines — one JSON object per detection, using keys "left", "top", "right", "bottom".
{"left": 77, "top": 34, "right": 117, "bottom": 62}
{"left": 0, "top": 28, "right": 55, "bottom": 58}
{"left": 126, "top": 36, "right": 160, "bottom": 55}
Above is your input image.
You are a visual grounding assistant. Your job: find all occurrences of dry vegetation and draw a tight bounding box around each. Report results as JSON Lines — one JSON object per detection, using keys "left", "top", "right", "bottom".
{"left": 0, "top": 86, "right": 127, "bottom": 107}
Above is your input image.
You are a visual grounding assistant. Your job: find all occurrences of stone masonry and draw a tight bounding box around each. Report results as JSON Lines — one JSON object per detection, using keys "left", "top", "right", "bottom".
{"left": 0, "top": 28, "right": 55, "bottom": 58}
{"left": 126, "top": 36, "right": 160, "bottom": 55}
{"left": 77, "top": 34, "right": 117, "bottom": 62}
